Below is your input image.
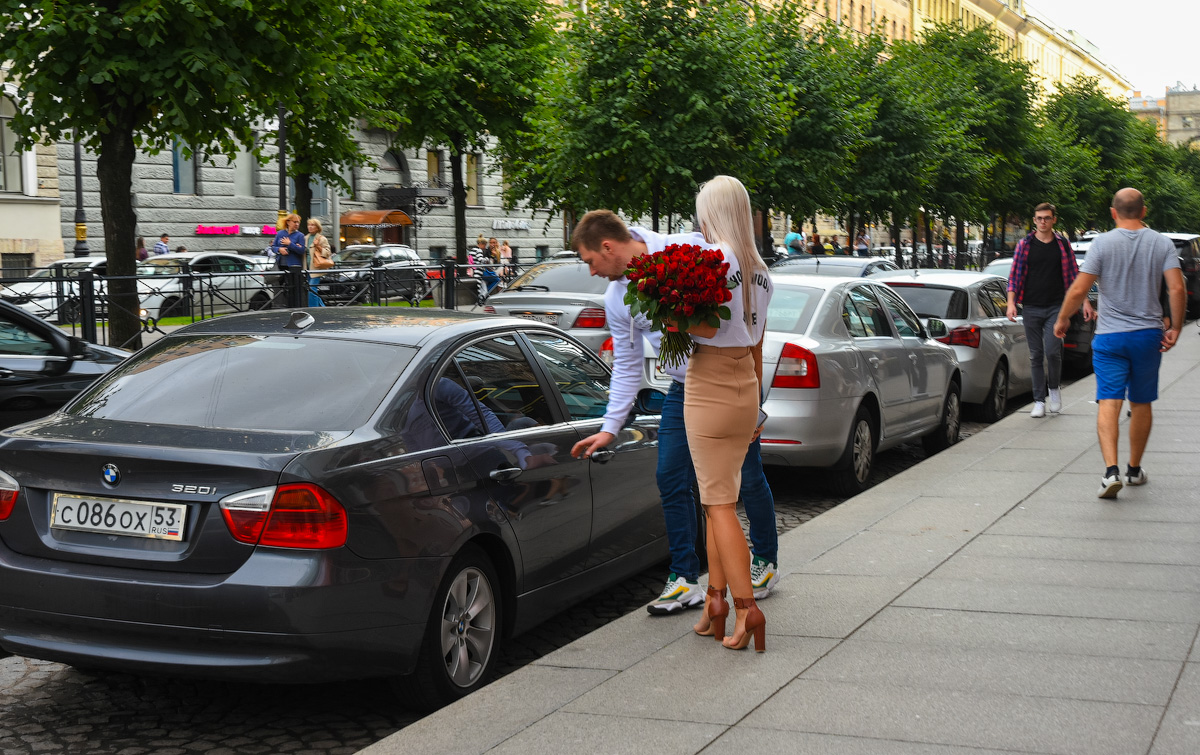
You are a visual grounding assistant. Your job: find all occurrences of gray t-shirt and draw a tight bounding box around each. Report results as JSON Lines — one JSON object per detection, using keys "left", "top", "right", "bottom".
{"left": 1080, "top": 228, "right": 1179, "bottom": 335}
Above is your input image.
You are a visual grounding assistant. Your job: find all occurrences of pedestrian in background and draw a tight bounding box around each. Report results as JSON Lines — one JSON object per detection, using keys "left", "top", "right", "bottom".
{"left": 570, "top": 208, "right": 780, "bottom": 624}
{"left": 855, "top": 231, "right": 870, "bottom": 257}
{"left": 305, "top": 218, "right": 331, "bottom": 307}
{"left": 783, "top": 224, "right": 804, "bottom": 255}
{"left": 1054, "top": 188, "right": 1185, "bottom": 499}
{"left": 135, "top": 237, "right": 149, "bottom": 262}
{"left": 153, "top": 233, "right": 170, "bottom": 256}
{"left": 809, "top": 233, "right": 825, "bottom": 256}
{"left": 499, "top": 239, "right": 513, "bottom": 279}
{"left": 271, "top": 213, "right": 306, "bottom": 307}
{"left": 1006, "top": 202, "right": 1095, "bottom": 418}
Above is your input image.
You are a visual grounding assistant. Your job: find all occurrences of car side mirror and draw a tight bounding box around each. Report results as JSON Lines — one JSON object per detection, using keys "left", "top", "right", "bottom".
{"left": 925, "top": 319, "right": 948, "bottom": 340}
{"left": 634, "top": 388, "right": 666, "bottom": 415}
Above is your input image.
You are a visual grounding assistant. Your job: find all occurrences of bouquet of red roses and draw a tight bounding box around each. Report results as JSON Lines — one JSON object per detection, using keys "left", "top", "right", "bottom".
{"left": 623, "top": 243, "right": 735, "bottom": 368}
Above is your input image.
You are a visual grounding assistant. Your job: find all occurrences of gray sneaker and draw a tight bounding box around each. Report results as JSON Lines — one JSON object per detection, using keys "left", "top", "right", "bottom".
{"left": 751, "top": 556, "right": 779, "bottom": 600}
{"left": 646, "top": 573, "right": 704, "bottom": 615}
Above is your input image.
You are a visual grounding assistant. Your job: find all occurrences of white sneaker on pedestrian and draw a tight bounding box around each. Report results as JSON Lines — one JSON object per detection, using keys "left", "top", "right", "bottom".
{"left": 751, "top": 556, "right": 779, "bottom": 600}
{"left": 1126, "top": 467, "right": 1149, "bottom": 486}
{"left": 1098, "top": 472, "right": 1123, "bottom": 499}
{"left": 1030, "top": 402, "right": 1046, "bottom": 418}
{"left": 646, "top": 573, "right": 704, "bottom": 615}
{"left": 1047, "top": 389, "right": 1062, "bottom": 414}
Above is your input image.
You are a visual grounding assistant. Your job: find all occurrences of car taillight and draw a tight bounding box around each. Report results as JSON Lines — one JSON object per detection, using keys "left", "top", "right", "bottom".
{"left": 772, "top": 343, "right": 820, "bottom": 389}
{"left": 483, "top": 305, "right": 496, "bottom": 314}
{"left": 936, "top": 325, "right": 981, "bottom": 348}
{"left": 0, "top": 469, "right": 19, "bottom": 520}
{"left": 600, "top": 337, "right": 614, "bottom": 367}
{"left": 575, "top": 307, "right": 607, "bottom": 328}
{"left": 219, "top": 484, "right": 347, "bottom": 549}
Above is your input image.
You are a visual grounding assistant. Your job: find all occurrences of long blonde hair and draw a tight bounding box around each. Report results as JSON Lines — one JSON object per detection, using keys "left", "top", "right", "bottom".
{"left": 695, "top": 175, "right": 766, "bottom": 334}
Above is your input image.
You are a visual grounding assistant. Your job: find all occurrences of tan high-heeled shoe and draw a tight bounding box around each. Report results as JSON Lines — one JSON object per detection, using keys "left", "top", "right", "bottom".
{"left": 693, "top": 586, "right": 729, "bottom": 640}
{"left": 723, "top": 597, "right": 765, "bottom": 652}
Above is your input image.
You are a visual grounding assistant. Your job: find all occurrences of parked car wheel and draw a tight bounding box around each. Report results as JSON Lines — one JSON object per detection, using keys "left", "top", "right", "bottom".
{"left": 159, "top": 296, "right": 188, "bottom": 319}
{"left": 395, "top": 544, "right": 502, "bottom": 711}
{"left": 249, "top": 291, "right": 271, "bottom": 311}
{"left": 979, "top": 362, "right": 1008, "bottom": 423}
{"left": 59, "top": 297, "right": 80, "bottom": 325}
{"left": 922, "top": 379, "right": 961, "bottom": 455}
{"left": 831, "top": 404, "right": 875, "bottom": 496}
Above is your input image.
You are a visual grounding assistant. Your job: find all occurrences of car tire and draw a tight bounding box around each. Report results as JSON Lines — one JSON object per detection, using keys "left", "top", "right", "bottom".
{"left": 249, "top": 291, "right": 271, "bottom": 311}
{"left": 979, "top": 362, "right": 1008, "bottom": 423}
{"left": 922, "top": 379, "right": 961, "bottom": 456}
{"left": 394, "top": 544, "right": 502, "bottom": 712}
{"left": 59, "top": 298, "right": 80, "bottom": 325}
{"left": 830, "top": 404, "right": 874, "bottom": 496}
{"left": 159, "top": 297, "right": 187, "bottom": 319}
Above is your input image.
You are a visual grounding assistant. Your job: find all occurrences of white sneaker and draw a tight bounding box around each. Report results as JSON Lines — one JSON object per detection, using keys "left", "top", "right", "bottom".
{"left": 646, "top": 573, "right": 704, "bottom": 615}
{"left": 1030, "top": 402, "right": 1046, "bottom": 418}
{"left": 1098, "top": 472, "right": 1123, "bottom": 499}
{"left": 1126, "top": 468, "right": 1149, "bottom": 486}
{"left": 751, "top": 556, "right": 779, "bottom": 600}
{"left": 1047, "top": 389, "right": 1062, "bottom": 414}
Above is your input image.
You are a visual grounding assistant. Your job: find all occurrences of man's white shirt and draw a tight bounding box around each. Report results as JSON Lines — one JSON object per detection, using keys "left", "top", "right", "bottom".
{"left": 599, "top": 227, "right": 707, "bottom": 436}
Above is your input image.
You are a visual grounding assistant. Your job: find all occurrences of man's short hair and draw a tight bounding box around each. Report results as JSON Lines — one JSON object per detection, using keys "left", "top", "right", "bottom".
{"left": 571, "top": 210, "right": 631, "bottom": 252}
{"left": 1034, "top": 203, "right": 1056, "bottom": 216}
{"left": 160, "top": 233, "right": 169, "bottom": 239}
{"left": 1112, "top": 189, "right": 1145, "bottom": 219}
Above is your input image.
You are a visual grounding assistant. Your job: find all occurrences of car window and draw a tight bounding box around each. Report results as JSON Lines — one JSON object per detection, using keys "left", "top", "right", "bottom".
{"left": 767, "top": 286, "right": 821, "bottom": 332}
{"left": 66, "top": 335, "right": 414, "bottom": 431}
{"left": 507, "top": 262, "right": 608, "bottom": 294}
{"left": 874, "top": 285, "right": 922, "bottom": 337}
{"left": 0, "top": 319, "right": 55, "bottom": 356}
{"left": 886, "top": 283, "right": 968, "bottom": 319}
{"left": 981, "top": 282, "right": 1009, "bottom": 317}
{"left": 428, "top": 367, "right": 502, "bottom": 442}
{"left": 191, "top": 257, "right": 218, "bottom": 274}
{"left": 451, "top": 335, "right": 555, "bottom": 429}
{"left": 523, "top": 332, "right": 610, "bottom": 421}
{"left": 217, "top": 256, "right": 252, "bottom": 273}
{"left": 842, "top": 287, "right": 892, "bottom": 338}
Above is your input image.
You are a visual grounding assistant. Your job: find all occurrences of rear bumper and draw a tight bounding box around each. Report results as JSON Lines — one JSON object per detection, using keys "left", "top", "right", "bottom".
{"left": 0, "top": 542, "right": 445, "bottom": 681}
{"left": 758, "top": 393, "right": 856, "bottom": 468}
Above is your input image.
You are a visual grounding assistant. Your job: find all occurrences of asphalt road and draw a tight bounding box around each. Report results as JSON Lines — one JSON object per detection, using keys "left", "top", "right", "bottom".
{"left": 0, "top": 415, "right": 1000, "bottom": 755}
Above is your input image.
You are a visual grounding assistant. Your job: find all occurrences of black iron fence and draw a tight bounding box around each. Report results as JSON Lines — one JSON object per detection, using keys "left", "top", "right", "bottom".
{"left": 0, "top": 259, "right": 530, "bottom": 351}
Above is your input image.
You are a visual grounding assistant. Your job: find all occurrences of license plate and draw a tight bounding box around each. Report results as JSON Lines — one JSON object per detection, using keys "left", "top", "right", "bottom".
{"left": 51, "top": 493, "right": 188, "bottom": 541}
{"left": 513, "top": 312, "right": 559, "bottom": 325}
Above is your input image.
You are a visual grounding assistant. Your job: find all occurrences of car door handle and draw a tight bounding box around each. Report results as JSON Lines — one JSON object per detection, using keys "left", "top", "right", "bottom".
{"left": 867, "top": 356, "right": 881, "bottom": 366}
{"left": 489, "top": 467, "right": 523, "bottom": 482}
{"left": 908, "top": 354, "right": 918, "bottom": 361}
{"left": 589, "top": 449, "right": 615, "bottom": 464}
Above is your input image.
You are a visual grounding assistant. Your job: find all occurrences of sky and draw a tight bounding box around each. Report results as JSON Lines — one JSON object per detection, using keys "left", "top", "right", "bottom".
{"left": 1025, "top": 0, "right": 1200, "bottom": 96}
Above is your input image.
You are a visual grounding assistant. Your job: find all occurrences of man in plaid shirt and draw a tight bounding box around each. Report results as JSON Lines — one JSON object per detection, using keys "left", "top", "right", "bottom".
{"left": 1005, "top": 203, "right": 1095, "bottom": 418}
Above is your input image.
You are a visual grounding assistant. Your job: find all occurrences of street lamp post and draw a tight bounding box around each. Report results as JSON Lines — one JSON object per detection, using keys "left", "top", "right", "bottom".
{"left": 72, "top": 130, "right": 89, "bottom": 257}
{"left": 277, "top": 104, "right": 288, "bottom": 229}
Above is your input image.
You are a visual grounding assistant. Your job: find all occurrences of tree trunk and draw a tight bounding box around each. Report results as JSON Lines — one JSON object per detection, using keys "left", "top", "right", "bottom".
{"left": 651, "top": 182, "right": 661, "bottom": 233}
{"left": 760, "top": 207, "right": 770, "bottom": 257}
{"left": 981, "top": 216, "right": 990, "bottom": 260}
{"left": 890, "top": 214, "right": 902, "bottom": 268}
{"left": 847, "top": 212, "right": 857, "bottom": 256}
{"left": 955, "top": 218, "right": 966, "bottom": 269}
{"left": 999, "top": 214, "right": 1007, "bottom": 252}
{"left": 97, "top": 119, "right": 141, "bottom": 351}
{"left": 294, "top": 171, "right": 313, "bottom": 237}
{"left": 449, "top": 135, "right": 468, "bottom": 264}
{"left": 924, "top": 212, "right": 934, "bottom": 267}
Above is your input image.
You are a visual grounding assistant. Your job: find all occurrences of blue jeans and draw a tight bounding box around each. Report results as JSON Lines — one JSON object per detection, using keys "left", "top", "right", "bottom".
{"left": 1022, "top": 303, "right": 1062, "bottom": 401}
{"left": 478, "top": 268, "right": 501, "bottom": 294}
{"left": 656, "top": 380, "right": 778, "bottom": 582}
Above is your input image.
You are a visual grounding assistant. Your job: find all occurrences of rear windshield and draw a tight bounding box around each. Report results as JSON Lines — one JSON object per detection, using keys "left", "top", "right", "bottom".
{"left": 767, "top": 286, "right": 821, "bottom": 332}
{"left": 774, "top": 260, "right": 872, "bottom": 277}
{"left": 885, "top": 284, "right": 968, "bottom": 319}
{"left": 507, "top": 262, "right": 608, "bottom": 294}
{"left": 65, "top": 335, "right": 415, "bottom": 432}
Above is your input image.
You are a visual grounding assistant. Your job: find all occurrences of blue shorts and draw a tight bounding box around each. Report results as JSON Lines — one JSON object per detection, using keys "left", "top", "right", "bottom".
{"left": 1092, "top": 329, "right": 1162, "bottom": 403}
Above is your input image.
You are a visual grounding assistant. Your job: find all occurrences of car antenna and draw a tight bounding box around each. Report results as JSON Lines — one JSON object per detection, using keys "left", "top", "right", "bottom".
{"left": 285, "top": 311, "right": 315, "bottom": 331}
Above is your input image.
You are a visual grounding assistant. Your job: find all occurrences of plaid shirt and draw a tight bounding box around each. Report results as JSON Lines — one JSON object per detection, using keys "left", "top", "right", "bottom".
{"left": 1006, "top": 232, "right": 1079, "bottom": 304}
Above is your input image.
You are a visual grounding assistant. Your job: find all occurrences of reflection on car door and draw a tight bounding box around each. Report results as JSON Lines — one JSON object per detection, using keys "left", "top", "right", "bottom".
{"left": 978, "top": 280, "right": 1030, "bottom": 386}
{"left": 874, "top": 284, "right": 946, "bottom": 423}
{"left": 446, "top": 333, "right": 592, "bottom": 590}
{"left": 843, "top": 285, "right": 915, "bottom": 437}
{"left": 523, "top": 330, "right": 663, "bottom": 571}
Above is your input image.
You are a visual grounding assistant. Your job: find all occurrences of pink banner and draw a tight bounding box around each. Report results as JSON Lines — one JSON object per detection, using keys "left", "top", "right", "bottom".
{"left": 196, "top": 224, "right": 240, "bottom": 236}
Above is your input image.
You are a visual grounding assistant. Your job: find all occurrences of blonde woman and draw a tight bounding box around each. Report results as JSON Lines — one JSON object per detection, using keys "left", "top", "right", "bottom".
{"left": 305, "top": 218, "right": 331, "bottom": 307}
{"left": 686, "top": 176, "right": 773, "bottom": 652}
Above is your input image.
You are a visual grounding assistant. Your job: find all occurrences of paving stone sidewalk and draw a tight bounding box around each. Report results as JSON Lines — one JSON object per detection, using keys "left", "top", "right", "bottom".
{"left": 362, "top": 325, "right": 1200, "bottom": 755}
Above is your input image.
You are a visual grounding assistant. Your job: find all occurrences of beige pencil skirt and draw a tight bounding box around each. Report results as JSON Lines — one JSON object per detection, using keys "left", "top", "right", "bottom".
{"left": 684, "top": 344, "right": 759, "bottom": 506}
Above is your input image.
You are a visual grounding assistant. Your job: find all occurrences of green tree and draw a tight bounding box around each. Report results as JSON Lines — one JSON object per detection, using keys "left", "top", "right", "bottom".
{"left": 379, "top": 0, "right": 554, "bottom": 265}
{"left": 501, "top": 0, "right": 786, "bottom": 232}
{"left": 0, "top": 0, "right": 340, "bottom": 348}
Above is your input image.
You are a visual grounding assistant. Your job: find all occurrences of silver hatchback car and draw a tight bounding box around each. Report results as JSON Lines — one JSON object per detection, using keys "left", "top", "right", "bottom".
{"left": 483, "top": 260, "right": 610, "bottom": 353}
{"left": 759, "top": 275, "right": 962, "bottom": 495}
{"left": 872, "top": 270, "right": 1033, "bottom": 422}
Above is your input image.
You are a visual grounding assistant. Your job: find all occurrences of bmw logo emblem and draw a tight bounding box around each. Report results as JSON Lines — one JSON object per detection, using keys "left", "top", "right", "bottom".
{"left": 101, "top": 464, "right": 121, "bottom": 485}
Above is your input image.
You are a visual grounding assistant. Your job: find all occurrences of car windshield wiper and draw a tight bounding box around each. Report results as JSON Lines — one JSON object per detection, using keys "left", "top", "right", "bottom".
{"left": 514, "top": 284, "right": 550, "bottom": 291}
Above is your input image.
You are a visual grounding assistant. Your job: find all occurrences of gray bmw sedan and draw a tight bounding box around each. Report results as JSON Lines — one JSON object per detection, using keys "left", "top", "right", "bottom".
{"left": 0, "top": 308, "right": 665, "bottom": 709}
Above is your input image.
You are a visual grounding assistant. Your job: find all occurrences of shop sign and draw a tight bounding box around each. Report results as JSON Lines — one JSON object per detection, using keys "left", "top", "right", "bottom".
{"left": 196, "top": 224, "right": 240, "bottom": 236}
{"left": 491, "top": 219, "right": 530, "bottom": 231}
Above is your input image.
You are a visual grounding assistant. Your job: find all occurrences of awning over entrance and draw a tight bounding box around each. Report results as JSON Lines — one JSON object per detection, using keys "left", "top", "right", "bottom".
{"left": 340, "top": 209, "right": 413, "bottom": 228}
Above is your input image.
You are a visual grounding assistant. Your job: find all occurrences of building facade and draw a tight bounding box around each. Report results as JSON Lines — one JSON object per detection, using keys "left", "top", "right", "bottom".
{"left": 1165, "top": 83, "right": 1200, "bottom": 147}
{"left": 1129, "top": 91, "right": 1168, "bottom": 140}
{"left": 0, "top": 68, "right": 63, "bottom": 275}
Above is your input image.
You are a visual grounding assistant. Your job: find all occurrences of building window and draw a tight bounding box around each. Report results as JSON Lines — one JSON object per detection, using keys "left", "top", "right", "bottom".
{"left": 381, "top": 149, "right": 410, "bottom": 189}
{"left": 1, "top": 253, "right": 33, "bottom": 280}
{"left": 232, "top": 146, "right": 255, "bottom": 197}
{"left": 1183, "top": 116, "right": 1195, "bottom": 129}
{"left": 465, "top": 153, "right": 483, "bottom": 206}
{"left": 426, "top": 149, "right": 444, "bottom": 189}
{"left": 0, "top": 97, "right": 22, "bottom": 194}
{"left": 172, "top": 139, "right": 196, "bottom": 195}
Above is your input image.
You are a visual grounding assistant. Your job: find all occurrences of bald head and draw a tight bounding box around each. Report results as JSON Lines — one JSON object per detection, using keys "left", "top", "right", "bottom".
{"left": 1112, "top": 188, "right": 1145, "bottom": 220}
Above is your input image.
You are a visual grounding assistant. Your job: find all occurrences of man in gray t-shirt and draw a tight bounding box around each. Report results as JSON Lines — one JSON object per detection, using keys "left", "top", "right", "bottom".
{"left": 1054, "top": 188, "right": 1185, "bottom": 500}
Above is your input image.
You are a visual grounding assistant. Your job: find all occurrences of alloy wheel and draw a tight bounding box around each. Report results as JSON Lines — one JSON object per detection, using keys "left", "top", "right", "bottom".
{"left": 991, "top": 367, "right": 1007, "bottom": 418}
{"left": 852, "top": 419, "right": 873, "bottom": 483}
{"left": 439, "top": 566, "right": 496, "bottom": 688}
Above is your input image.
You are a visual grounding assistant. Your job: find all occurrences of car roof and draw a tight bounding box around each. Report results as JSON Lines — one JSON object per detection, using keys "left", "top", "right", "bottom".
{"left": 49, "top": 256, "right": 107, "bottom": 265}
{"left": 871, "top": 269, "right": 1004, "bottom": 286}
{"left": 1162, "top": 232, "right": 1200, "bottom": 241}
{"left": 170, "top": 307, "right": 548, "bottom": 348}
{"left": 768, "top": 273, "right": 867, "bottom": 290}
